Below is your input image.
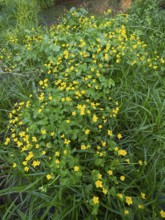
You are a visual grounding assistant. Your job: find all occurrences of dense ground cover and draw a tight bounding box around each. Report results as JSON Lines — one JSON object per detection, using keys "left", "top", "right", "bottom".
{"left": 0, "top": 0, "right": 165, "bottom": 219}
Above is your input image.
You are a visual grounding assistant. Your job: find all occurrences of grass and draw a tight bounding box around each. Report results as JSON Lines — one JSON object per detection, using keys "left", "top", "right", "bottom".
{"left": 0, "top": 0, "right": 165, "bottom": 219}
{"left": 0, "top": 0, "right": 39, "bottom": 43}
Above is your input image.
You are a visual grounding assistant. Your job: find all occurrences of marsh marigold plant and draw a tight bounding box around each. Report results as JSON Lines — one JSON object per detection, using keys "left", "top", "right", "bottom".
{"left": 2, "top": 7, "right": 164, "bottom": 219}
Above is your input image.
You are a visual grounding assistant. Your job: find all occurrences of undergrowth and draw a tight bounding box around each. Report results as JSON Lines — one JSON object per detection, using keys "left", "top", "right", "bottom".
{"left": 0, "top": 0, "right": 165, "bottom": 219}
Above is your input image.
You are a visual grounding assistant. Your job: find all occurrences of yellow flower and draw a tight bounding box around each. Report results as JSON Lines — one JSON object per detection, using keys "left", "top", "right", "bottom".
{"left": 141, "top": 192, "right": 146, "bottom": 200}
{"left": 117, "top": 193, "right": 123, "bottom": 199}
{"left": 108, "top": 130, "right": 113, "bottom": 136}
{"left": 160, "top": 210, "right": 165, "bottom": 218}
{"left": 114, "top": 147, "right": 119, "bottom": 151}
{"left": 81, "top": 90, "right": 86, "bottom": 94}
{"left": 160, "top": 58, "right": 165, "bottom": 64}
{"left": 11, "top": 109, "right": 16, "bottom": 114}
{"left": 17, "top": 141, "right": 23, "bottom": 147}
{"left": 19, "top": 131, "right": 25, "bottom": 137}
{"left": 138, "top": 204, "right": 144, "bottom": 209}
{"left": 124, "top": 210, "right": 129, "bottom": 215}
{"left": 102, "top": 188, "right": 108, "bottom": 194}
{"left": 107, "top": 170, "right": 113, "bottom": 176}
{"left": 97, "top": 145, "right": 101, "bottom": 150}
{"left": 66, "top": 120, "right": 70, "bottom": 123}
{"left": 138, "top": 160, "right": 143, "bottom": 165}
{"left": 22, "top": 161, "right": 27, "bottom": 166}
{"left": 11, "top": 133, "right": 16, "bottom": 138}
{"left": 42, "top": 150, "right": 46, "bottom": 155}
{"left": 39, "top": 80, "right": 43, "bottom": 85}
{"left": 93, "top": 196, "right": 99, "bottom": 204}
{"left": 13, "top": 138, "right": 18, "bottom": 142}
{"left": 24, "top": 166, "right": 29, "bottom": 172}
{"left": 4, "top": 137, "right": 10, "bottom": 145}
{"left": 32, "top": 160, "right": 40, "bottom": 167}
{"left": 81, "top": 144, "right": 87, "bottom": 150}
{"left": 118, "top": 150, "right": 127, "bottom": 156}
{"left": 25, "top": 152, "right": 34, "bottom": 161}
{"left": 120, "top": 176, "right": 125, "bottom": 181}
{"left": 117, "top": 133, "right": 122, "bottom": 139}
{"left": 46, "top": 174, "right": 52, "bottom": 180}
{"left": 125, "top": 159, "right": 130, "bottom": 164}
{"left": 55, "top": 159, "right": 60, "bottom": 164}
{"left": 85, "top": 129, "right": 90, "bottom": 135}
{"left": 64, "top": 139, "right": 70, "bottom": 145}
{"left": 50, "top": 132, "right": 55, "bottom": 136}
{"left": 65, "top": 97, "right": 71, "bottom": 101}
{"left": 13, "top": 163, "right": 17, "bottom": 168}
{"left": 55, "top": 151, "right": 60, "bottom": 157}
{"left": 72, "top": 111, "right": 76, "bottom": 116}
{"left": 95, "top": 180, "right": 103, "bottom": 188}
{"left": 93, "top": 114, "right": 98, "bottom": 123}
{"left": 63, "top": 150, "right": 67, "bottom": 155}
{"left": 102, "top": 141, "right": 106, "bottom": 147}
{"left": 98, "top": 124, "right": 103, "bottom": 129}
{"left": 41, "top": 129, "right": 46, "bottom": 135}
{"left": 97, "top": 173, "right": 102, "bottom": 179}
{"left": 126, "top": 196, "right": 133, "bottom": 206}
{"left": 48, "top": 96, "right": 53, "bottom": 100}
{"left": 74, "top": 166, "right": 79, "bottom": 172}
{"left": 26, "top": 101, "right": 31, "bottom": 108}
{"left": 38, "top": 93, "right": 44, "bottom": 101}
{"left": 35, "top": 144, "right": 39, "bottom": 149}
{"left": 32, "top": 136, "right": 37, "bottom": 142}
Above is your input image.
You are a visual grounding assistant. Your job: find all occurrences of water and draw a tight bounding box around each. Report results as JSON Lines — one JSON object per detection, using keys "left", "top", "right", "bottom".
{"left": 39, "top": 4, "right": 69, "bottom": 26}
{"left": 39, "top": 0, "right": 120, "bottom": 26}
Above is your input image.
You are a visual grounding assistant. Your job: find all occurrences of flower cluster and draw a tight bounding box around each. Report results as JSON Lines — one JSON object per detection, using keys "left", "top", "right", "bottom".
{"left": 2, "top": 8, "right": 164, "bottom": 218}
{"left": 1, "top": 7, "right": 164, "bottom": 76}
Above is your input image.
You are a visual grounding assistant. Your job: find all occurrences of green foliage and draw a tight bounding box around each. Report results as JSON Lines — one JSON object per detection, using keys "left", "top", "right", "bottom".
{"left": 0, "top": 0, "right": 39, "bottom": 43}
{"left": 38, "top": 0, "right": 55, "bottom": 9}
{"left": 128, "top": 0, "right": 165, "bottom": 51}
{"left": 0, "top": 4, "right": 165, "bottom": 220}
